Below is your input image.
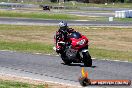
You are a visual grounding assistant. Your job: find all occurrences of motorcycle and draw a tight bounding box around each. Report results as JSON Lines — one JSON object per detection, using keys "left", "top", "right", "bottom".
{"left": 53, "top": 30, "right": 92, "bottom": 67}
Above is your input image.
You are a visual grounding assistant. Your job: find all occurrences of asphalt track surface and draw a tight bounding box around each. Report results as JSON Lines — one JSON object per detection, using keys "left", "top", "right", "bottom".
{"left": 0, "top": 51, "right": 132, "bottom": 88}
{"left": 0, "top": 17, "right": 132, "bottom": 27}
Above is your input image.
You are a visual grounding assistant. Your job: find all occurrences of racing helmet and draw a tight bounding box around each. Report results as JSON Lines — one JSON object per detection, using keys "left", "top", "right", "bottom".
{"left": 59, "top": 21, "right": 68, "bottom": 28}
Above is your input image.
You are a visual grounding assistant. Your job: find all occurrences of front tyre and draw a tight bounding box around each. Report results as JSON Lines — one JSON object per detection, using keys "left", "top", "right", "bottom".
{"left": 61, "top": 53, "right": 72, "bottom": 65}
{"left": 83, "top": 51, "right": 92, "bottom": 67}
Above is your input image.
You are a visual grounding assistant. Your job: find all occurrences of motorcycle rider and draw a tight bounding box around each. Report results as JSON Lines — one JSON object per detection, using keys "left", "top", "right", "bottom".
{"left": 55, "top": 21, "right": 75, "bottom": 53}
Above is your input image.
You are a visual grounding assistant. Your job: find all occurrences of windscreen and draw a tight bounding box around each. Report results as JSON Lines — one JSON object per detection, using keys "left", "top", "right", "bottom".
{"left": 69, "top": 32, "right": 81, "bottom": 39}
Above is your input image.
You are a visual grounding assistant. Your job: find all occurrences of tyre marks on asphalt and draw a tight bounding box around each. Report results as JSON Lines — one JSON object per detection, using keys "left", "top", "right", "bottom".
{"left": 0, "top": 64, "right": 78, "bottom": 82}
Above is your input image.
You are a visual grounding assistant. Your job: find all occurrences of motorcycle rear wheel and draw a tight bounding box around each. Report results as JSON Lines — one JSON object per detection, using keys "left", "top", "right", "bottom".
{"left": 83, "top": 51, "right": 92, "bottom": 67}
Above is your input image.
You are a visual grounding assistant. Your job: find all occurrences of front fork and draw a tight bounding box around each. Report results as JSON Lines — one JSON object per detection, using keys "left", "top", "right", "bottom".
{"left": 79, "top": 49, "right": 88, "bottom": 58}
{"left": 79, "top": 45, "right": 89, "bottom": 58}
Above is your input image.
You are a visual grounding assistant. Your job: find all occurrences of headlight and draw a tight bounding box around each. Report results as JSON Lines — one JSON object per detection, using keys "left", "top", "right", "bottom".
{"left": 77, "top": 39, "right": 86, "bottom": 45}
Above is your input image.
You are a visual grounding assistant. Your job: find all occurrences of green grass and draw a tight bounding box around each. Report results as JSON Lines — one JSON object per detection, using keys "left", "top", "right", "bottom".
{"left": 89, "top": 47, "right": 132, "bottom": 62}
{"left": 0, "top": 10, "right": 108, "bottom": 21}
{"left": 114, "top": 18, "right": 132, "bottom": 22}
{"left": 0, "top": 25, "right": 132, "bottom": 61}
{"left": 0, "top": 41, "right": 131, "bottom": 62}
{"left": 0, "top": 80, "right": 45, "bottom": 88}
{"left": 0, "top": 41, "right": 53, "bottom": 54}
{"left": 0, "top": 10, "right": 77, "bottom": 20}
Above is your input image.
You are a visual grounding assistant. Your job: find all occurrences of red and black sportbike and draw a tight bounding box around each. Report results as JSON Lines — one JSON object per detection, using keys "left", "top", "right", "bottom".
{"left": 53, "top": 30, "right": 92, "bottom": 67}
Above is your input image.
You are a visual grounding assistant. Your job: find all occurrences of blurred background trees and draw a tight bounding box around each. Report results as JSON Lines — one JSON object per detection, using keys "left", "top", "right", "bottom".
{"left": 49, "top": 0, "right": 132, "bottom": 3}
{"left": 0, "top": 0, "right": 131, "bottom": 3}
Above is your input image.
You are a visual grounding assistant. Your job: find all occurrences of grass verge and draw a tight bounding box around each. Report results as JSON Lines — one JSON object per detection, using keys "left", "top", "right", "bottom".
{"left": 0, "top": 25, "right": 131, "bottom": 61}
{"left": 0, "top": 10, "right": 102, "bottom": 21}
{"left": 89, "top": 47, "right": 132, "bottom": 62}
{"left": 114, "top": 18, "right": 132, "bottom": 22}
{"left": 0, "top": 10, "right": 107, "bottom": 21}
{"left": 0, "top": 41, "right": 131, "bottom": 62}
{"left": 0, "top": 80, "right": 45, "bottom": 88}
{"left": 0, "top": 10, "right": 76, "bottom": 20}
{"left": 0, "top": 41, "right": 53, "bottom": 54}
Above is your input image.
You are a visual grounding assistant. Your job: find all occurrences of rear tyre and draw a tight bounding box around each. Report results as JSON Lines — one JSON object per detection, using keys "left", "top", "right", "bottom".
{"left": 61, "top": 53, "right": 72, "bottom": 65}
{"left": 83, "top": 51, "right": 92, "bottom": 67}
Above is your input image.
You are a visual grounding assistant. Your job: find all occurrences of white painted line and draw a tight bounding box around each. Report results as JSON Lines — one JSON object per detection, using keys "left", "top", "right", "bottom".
{"left": 94, "top": 58, "right": 131, "bottom": 63}
{"left": 55, "top": 55, "right": 59, "bottom": 56}
{"left": 53, "top": 55, "right": 131, "bottom": 63}
{"left": 92, "top": 58, "right": 96, "bottom": 59}
{"left": 31, "top": 54, "right": 132, "bottom": 63}
{"left": 0, "top": 50, "right": 12, "bottom": 52}
{"left": 0, "top": 50, "right": 15, "bottom": 53}
{"left": 113, "top": 60, "right": 120, "bottom": 62}
{"left": 45, "top": 54, "right": 51, "bottom": 56}
{"left": 35, "top": 53, "right": 42, "bottom": 55}
{"left": 0, "top": 50, "right": 131, "bottom": 63}
{"left": 74, "top": 20, "right": 89, "bottom": 21}
{"left": 122, "top": 60, "right": 129, "bottom": 62}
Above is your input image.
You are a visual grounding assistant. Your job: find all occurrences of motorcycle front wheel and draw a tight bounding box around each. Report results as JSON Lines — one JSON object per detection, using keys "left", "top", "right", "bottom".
{"left": 83, "top": 51, "right": 92, "bottom": 67}
{"left": 61, "top": 53, "right": 72, "bottom": 65}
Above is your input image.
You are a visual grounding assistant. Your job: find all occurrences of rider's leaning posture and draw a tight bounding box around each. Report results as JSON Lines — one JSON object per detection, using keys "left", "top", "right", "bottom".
{"left": 55, "top": 21, "right": 75, "bottom": 53}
